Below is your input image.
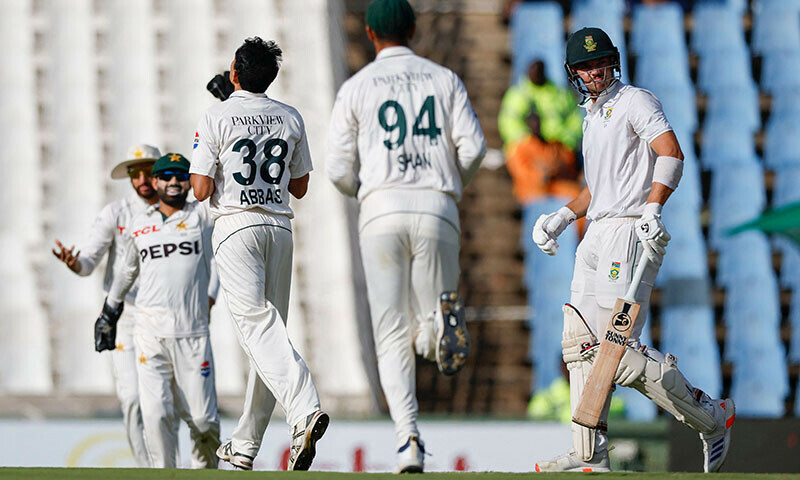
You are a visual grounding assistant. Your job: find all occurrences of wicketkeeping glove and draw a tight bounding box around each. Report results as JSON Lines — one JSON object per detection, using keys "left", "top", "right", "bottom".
{"left": 531, "top": 206, "right": 577, "bottom": 256}
{"left": 635, "top": 203, "right": 671, "bottom": 266}
{"left": 206, "top": 71, "right": 235, "bottom": 101}
{"left": 95, "top": 299, "right": 124, "bottom": 352}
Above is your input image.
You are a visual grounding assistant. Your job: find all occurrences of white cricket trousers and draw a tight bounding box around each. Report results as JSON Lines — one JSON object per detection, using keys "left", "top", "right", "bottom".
{"left": 570, "top": 217, "right": 659, "bottom": 341}
{"left": 111, "top": 306, "right": 149, "bottom": 467}
{"left": 212, "top": 210, "right": 321, "bottom": 455}
{"left": 360, "top": 213, "right": 460, "bottom": 446}
{"left": 135, "top": 333, "right": 220, "bottom": 468}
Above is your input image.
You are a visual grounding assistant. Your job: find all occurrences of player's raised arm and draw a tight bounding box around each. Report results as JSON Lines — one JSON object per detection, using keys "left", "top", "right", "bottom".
{"left": 190, "top": 111, "right": 221, "bottom": 202}
{"left": 53, "top": 203, "right": 117, "bottom": 276}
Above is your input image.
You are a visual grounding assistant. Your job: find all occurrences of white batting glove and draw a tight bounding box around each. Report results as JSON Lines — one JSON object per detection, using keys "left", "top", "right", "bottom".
{"left": 635, "top": 203, "right": 671, "bottom": 266}
{"left": 532, "top": 206, "right": 577, "bottom": 256}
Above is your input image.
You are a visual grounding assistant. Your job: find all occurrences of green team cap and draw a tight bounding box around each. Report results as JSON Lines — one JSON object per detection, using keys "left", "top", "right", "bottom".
{"left": 152, "top": 153, "right": 190, "bottom": 175}
{"left": 366, "top": 0, "right": 415, "bottom": 40}
{"left": 565, "top": 27, "right": 619, "bottom": 66}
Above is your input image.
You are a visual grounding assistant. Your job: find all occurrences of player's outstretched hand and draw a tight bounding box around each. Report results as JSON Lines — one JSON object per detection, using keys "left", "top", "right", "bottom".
{"left": 95, "top": 299, "right": 124, "bottom": 352}
{"left": 207, "top": 71, "right": 234, "bottom": 101}
{"left": 532, "top": 206, "right": 576, "bottom": 256}
{"left": 635, "top": 203, "right": 670, "bottom": 266}
{"left": 52, "top": 239, "right": 81, "bottom": 274}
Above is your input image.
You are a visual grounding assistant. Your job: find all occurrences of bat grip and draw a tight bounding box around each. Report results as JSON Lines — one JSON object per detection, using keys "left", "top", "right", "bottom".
{"left": 623, "top": 255, "right": 649, "bottom": 302}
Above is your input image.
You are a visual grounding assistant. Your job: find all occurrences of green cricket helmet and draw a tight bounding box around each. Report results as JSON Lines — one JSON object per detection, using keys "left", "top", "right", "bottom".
{"left": 564, "top": 27, "right": 621, "bottom": 97}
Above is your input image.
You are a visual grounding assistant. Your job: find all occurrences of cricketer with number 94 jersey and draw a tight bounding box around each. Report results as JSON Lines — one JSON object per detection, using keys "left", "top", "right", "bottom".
{"left": 327, "top": 47, "right": 485, "bottom": 205}
{"left": 190, "top": 90, "right": 313, "bottom": 220}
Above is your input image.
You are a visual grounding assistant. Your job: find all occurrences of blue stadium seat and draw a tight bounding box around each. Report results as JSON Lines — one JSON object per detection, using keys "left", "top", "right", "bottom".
{"left": 764, "top": 122, "right": 800, "bottom": 169}
{"left": 772, "top": 166, "right": 800, "bottom": 206}
{"left": 705, "top": 85, "right": 761, "bottom": 134}
{"left": 730, "top": 344, "right": 789, "bottom": 418}
{"left": 691, "top": 3, "right": 747, "bottom": 57}
{"left": 635, "top": 54, "right": 692, "bottom": 91}
{"left": 510, "top": 2, "right": 566, "bottom": 85}
{"left": 630, "top": 3, "right": 687, "bottom": 57}
{"left": 700, "top": 124, "right": 758, "bottom": 171}
{"left": 777, "top": 238, "right": 800, "bottom": 290}
{"left": 696, "top": 0, "right": 747, "bottom": 14}
{"left": 752, "top": 2, "right": 800, "bottom": 55}
{"left": 790, "top": 291, "right": 800, "bottom": 364}
{"left": 715, "top": 231, "right": 773, "bottom": 287}
{"left": 645, "top": 84, "right": 698, "bottom": 133}
{"left": 769, "top": 91, "right": 800, "bottom": 120}
{"left": 656, "top": 222, "right": 709, "bottom": 286}
{"left": 697, "top": 49, "right": 754, "bottom": 93}
{"left": 521, "top": 198, "right": 577, "bottom": 391}
{"left": 761, "top": 51, "right": 800, "bottom": 94}
{"left": 661, "top": 306, "right": 722, "bottom": 399}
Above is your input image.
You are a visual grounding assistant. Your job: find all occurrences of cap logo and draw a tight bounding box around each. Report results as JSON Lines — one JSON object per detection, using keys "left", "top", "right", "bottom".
{"left": 133, "top": 147, "right": 144, "bottom": 159}
{"left": 584, "top": 35, "right": 597, "bottom": 52}
{"left": 169, "top": 153, "right": 182, "bottom": 162}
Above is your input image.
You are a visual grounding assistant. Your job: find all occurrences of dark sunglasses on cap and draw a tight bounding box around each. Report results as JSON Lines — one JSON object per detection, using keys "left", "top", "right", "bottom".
{"left": 127, "top": 164, "right": 153, "bottom": 179}
{"left": 155, "top": 170, "right": 190, "bottom": 182}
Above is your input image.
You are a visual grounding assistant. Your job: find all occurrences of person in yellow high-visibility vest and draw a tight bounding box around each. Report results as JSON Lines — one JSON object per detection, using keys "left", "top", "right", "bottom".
{"left": 498, "top": 59, "right": 583, "bottom": 152}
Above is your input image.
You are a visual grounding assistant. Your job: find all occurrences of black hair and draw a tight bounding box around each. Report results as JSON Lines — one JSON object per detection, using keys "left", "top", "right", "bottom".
{"left": 234, "top": 37, "right": 282, "bottom": 93}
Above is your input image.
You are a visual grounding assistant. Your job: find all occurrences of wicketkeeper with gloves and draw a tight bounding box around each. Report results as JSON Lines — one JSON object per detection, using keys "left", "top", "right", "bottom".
{"left": 531, "top": 28, "right": 734, "bottom": 473}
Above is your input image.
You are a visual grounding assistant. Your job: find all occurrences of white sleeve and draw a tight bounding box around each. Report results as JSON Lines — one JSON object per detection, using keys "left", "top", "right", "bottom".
{"left": 449, "top": 73, "right": 486, "bottom": 187}
{"left": 190, "top": 110, "right": 220, "bottom": 178}
{"left": 76, "top": 203, "right": 116, "bottom": 277}
{"left": 106, "top": 229, "right": 139, "bottom": 306}
{"left": 289, "top": 111, "right": 314, "bottom": 179}
{"left": 326, "top": 82, "right": 361, "bottom": 197}
{"left": 629, "top": 90, "right": 673, "bottom": 143}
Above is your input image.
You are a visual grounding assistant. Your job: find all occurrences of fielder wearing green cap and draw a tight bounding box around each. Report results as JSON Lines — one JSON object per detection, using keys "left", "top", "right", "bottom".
{"left": 328, "top": 0, "right": 485, "bottom": 473}
{"left": 533, "top": 27, "right": 734, "bottom": 473}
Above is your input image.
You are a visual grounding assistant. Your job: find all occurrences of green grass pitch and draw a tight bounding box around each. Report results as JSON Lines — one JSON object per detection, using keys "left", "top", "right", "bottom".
{"left": 2, "top": 470, "right": 800, "bottom": 479}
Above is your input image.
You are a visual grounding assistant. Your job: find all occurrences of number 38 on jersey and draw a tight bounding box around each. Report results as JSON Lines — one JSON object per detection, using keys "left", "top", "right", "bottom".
{"left": 232, "top": 137, "right": 287, "bottom": 206}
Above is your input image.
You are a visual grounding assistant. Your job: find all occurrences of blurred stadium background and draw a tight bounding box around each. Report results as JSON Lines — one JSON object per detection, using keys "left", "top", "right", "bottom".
{"left": 0, "top": 0, "right": 798, "bottom": 473}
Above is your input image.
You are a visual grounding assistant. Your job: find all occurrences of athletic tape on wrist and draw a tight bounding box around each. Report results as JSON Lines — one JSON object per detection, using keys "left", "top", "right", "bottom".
{"left": 652, "top": 155, "right": 683, "bottom": 190}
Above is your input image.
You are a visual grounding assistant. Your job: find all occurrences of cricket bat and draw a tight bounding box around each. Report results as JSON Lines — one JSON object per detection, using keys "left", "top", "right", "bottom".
{"left": 572, "top": 256, "right": 650, "bottom": 429}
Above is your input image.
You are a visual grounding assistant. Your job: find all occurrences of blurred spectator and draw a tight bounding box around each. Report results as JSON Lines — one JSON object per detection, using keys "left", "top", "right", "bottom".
{"left": 498, "top": 59, "right": 583, "bottom": 152}
{"left": 505, "top": 110, "right": 581, "bottom": 206}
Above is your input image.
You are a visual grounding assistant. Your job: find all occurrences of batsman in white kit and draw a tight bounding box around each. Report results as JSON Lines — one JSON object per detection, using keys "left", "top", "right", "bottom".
{"left": 101, "top": 153, "right": 221, "bottom": 468}
{"left": 52, "top": 144, "right": 163, "bottom": 467}
{"left": 327, "top": 0, "right": 485, "bottom": 472}
{"left": 531, "top": 28, "right": 735, "bottom": 472}
{"left": 190, "top": 37, "right": 328, "bottom": 471}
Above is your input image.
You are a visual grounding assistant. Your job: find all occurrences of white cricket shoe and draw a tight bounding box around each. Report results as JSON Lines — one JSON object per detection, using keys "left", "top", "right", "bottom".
{"left": 436, "top": 291, "right": 469, "bottom": 376}
{"left": 216, "top": 440, "right": 255, "bottom": 470}
{"left": 700, "top": 397, "right": 735, "bottom": 473}
{"left": 395, "top": 435, "right": 425, "bottom": 473}
{"left": 288, "top": 410, "right": 329, "bottom": 471}
{"left": 534, "top": 449, "right": 611, "bottom": 472}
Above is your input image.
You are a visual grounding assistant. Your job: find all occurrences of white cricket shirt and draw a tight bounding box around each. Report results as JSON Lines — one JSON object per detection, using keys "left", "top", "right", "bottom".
{"left": 77, "top": 193, "right": 150, "bottom": 304}
{"left": 108, "top": 201, "right": 215, "bottom": 338}
{"left": 190, "top": 90, "right": 313, "bottom": 220}
{"left": 327, "top": 46, "right": 486, "bottom": 220}
{"left": 580, "top": 81, "right": 673, "bottom": 220}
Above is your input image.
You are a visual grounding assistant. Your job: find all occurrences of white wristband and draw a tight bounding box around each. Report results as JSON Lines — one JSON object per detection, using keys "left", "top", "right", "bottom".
{"left": 557, "top": 206, "right": 577, "bottom": 224}
{"left": 652, "top": 155, "right": 683, "bottom": 190}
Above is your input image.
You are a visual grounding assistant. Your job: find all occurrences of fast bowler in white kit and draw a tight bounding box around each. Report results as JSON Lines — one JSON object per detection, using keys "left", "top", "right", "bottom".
{"left": 532, "top": 27, "right": 734, "bottom": 472}
{"left": 51, "top": 144, "right": 162, "bottom": 467}
{"left": 190, "top": 37, "right": 328, "bottom": 471}
{"left": 104, "top": 153, "right": 220, "bottom": 468}
{"left": 327, "top": 0, "right": 485, "bottom": 472}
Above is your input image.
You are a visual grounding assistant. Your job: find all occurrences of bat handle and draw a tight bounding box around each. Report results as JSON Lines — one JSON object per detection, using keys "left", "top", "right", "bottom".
{"left": 623, "top": 255, "right": 650, "bottom": 302}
